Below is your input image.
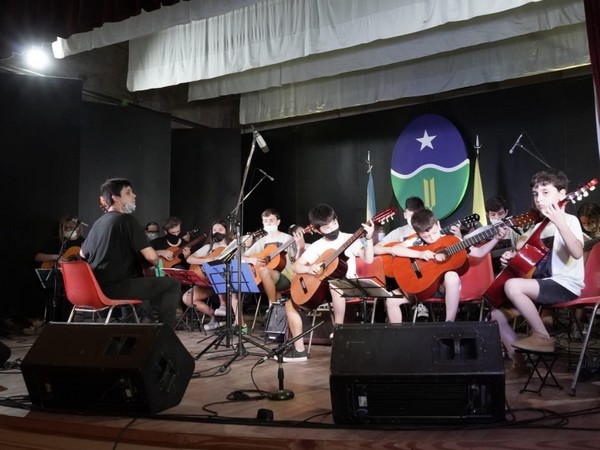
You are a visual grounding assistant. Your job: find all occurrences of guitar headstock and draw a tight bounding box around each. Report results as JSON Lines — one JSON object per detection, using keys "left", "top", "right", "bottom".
{"left": 504, "top": 210, "right": 540, "bottom": 229}
{"left": 252, "top": 229, "right": 268, "bottom": 240}
{"left": 562, "top": 178, "right": 598, "bottom": 206}
{"left": 371, "top": 208, "right": 398, "bottom": 225}
{"left": 99, "top": 196, "right": 109, "bottom": 213}
{"left": 460, "top": 213, "right": 480, "bottom": 228}
{"left": 303, "top": 224, "right": 319, "bottom": 235}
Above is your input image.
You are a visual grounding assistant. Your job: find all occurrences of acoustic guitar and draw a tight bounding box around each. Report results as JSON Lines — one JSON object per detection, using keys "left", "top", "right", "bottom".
{"left": 483, "top": 178, "right": 598, "bottom": 308}
{"left": 159, "top": 229, "right": 207, "bottom": 269}
{"left": 247, "top": 224, "right": 316, "bottom": 286}
{"left": 290, "top": 208, "right": 396, "bottom": 310}
{"left": 380, "top": 213, "right": 481, "bottom": 278}
{"left": 41, "top": 245, "right": 81, "bottom": 269}
{"left": 189, "top": 229, "right": 268, "bottom": 282}
{"left": 392, "top": 211, "right": 538, "bottom": 301}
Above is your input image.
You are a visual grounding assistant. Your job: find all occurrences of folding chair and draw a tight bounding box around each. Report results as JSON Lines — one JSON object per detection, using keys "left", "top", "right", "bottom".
{"left": 547, "top": 244, "right": 600, "bottom": 395}
{"left": 60, "top": 261, "right": 142, "bottom": 323}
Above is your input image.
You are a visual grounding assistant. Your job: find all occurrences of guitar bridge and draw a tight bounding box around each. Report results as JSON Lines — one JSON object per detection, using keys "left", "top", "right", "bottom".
{"left": 410, "top": 259, "right": 423, "bottom": 279}
{"left": 299, "top": 276, "right": 308, "bottom": 294}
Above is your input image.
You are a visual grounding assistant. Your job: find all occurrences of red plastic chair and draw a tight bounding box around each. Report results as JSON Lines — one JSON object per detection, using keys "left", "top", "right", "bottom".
{"left": 60, "top": 261, "right": 142, "bottom": 323}
{"left": 548, "top": 244, "right": 600, "bottom": 395}
{"left": 416, "top": 254, "right": 494, "bottom": 322}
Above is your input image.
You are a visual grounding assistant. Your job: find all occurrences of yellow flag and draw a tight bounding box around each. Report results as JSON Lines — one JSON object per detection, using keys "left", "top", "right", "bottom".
{"left": 472, "top": 156, "right": 488, "bottom": 226}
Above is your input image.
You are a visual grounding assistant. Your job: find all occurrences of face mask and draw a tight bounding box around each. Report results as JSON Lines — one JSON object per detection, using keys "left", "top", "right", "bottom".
{"left": 213, "top": 232, "right": 225, "bottom": 242}
{"left": 264, "top": 225, "right": 278, "bottom": 234}
{"left": 322, "top": 229, "right": 340, "bottom": 241}
{"left": 122, "top": 202, "right": 136, "bottom": 214}
{"left": 489, "top": 218, "right": 503, "bottom": 225}
{"left": 166, "top": 233, "right": 180, "bottom": 245}
{"left": 63, "top": 229, "right": 78, "bottom": 240}
{"left": 146, "top": 232, "right": 159, "bottom": 240}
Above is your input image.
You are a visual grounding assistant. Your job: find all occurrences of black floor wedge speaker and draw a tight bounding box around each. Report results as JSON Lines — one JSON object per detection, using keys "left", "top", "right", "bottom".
{"left": 330, "top": 322, "right": 505, "bottom": 425}
{"left": 22, "top": 323, "right": 194, "bottom": 414}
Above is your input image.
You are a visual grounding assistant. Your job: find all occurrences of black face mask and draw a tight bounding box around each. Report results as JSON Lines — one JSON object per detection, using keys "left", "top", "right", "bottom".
{"left": 166, "top": 233, "right": 180, "bottom": 245}
{"left": 322, "top": 229, "right": 340, "bottom": 241}
{"left": 212, "top": 232, "right": 225, "bottom": 243}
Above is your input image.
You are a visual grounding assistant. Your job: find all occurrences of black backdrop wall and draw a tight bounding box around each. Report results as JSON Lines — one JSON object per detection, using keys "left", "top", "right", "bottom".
{"left": 0, "top": 73, "right": 81, "bottom": 320}
{"left": 241, "top": 76, "right": 600, "bottom": 237}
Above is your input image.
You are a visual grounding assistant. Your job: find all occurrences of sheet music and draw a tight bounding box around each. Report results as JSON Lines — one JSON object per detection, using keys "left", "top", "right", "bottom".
{"left": 328, "top": 277, "right": 395, "bottom": 298}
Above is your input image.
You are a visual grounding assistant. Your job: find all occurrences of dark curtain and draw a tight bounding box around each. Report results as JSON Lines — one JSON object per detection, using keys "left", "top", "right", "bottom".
{"left": 0, "top": 0, "right": 188, "bottom": 56}
{"left": 585, "top": 0, "right": 600, "bottom": 109}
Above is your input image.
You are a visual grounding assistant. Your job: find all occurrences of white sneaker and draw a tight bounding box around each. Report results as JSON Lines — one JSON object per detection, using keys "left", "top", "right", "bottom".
{"left": 416, "top": 303, "right": 429, "bottom": 319}
{"left": 204, "top": 319, "right": 221, "bottom": 331}
{"left": 214, "top": 307, "right": 227, "bottom": 317}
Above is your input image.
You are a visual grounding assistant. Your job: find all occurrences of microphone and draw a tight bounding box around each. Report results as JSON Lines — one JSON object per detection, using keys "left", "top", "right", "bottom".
{"left": 76, "top": 219, "right": 89, "bottom": 227}
{"left": 508, "top": 132, "right": 524, "bottom": 154}
{"left": 258, "top": 168, "right": 274, "bottom": 182}
{"left": 252, "top": 126, "right": 270, "bottom": 153}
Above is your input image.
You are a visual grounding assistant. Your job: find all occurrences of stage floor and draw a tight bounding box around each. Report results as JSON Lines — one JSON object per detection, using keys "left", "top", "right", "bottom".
{"left": 0, "top": 317, "right": 599, "bottom": 450}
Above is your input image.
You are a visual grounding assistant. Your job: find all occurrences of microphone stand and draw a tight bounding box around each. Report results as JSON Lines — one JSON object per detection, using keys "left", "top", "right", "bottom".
{"left": 515, "top": 143, "right": 552, "bottom": 169}
{"left": 196, "top": 132, "right": 271, "bottom": 369}
{"left": 257, "top": 321, "right": 324, "bottom": 401}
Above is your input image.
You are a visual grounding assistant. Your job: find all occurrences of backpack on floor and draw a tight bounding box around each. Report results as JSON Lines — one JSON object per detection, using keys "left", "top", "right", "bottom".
{"left": 264, "top": 299, "right": 288, "bottom": 344}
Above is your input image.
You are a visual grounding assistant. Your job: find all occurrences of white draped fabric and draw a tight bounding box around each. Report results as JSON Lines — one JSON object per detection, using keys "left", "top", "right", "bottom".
{"left": 52, "top": 0, "right": 589, "bottom": 124}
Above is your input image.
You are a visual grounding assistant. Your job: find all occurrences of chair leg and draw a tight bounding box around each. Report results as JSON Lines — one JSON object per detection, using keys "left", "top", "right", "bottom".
{"left": 252, "top": 294, "right": 262, "bottom": 331}
{"left": 307, "top": 312, "right": 317, "bottom": 356}
{"left": 67, "top": 307, "right": 76, "bottom": 323}
{"left": 569, "top": 301, "right": 600, "bottom": 396}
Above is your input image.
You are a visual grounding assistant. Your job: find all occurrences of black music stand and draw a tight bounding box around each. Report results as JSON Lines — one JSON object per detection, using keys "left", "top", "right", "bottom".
{"left": 329, "top": 277, "right": 395, "bottom": 324}
{"left": 163, "top": 268, "right": 209, "bottom": 332}
{"left": 195, "top": 260, "right": 270, "bottom": 369}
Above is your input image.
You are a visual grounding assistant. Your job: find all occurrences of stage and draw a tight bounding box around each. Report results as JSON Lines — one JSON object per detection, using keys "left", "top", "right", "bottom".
{"left": 0, "top": 316, "right": 599, "bottom": 450}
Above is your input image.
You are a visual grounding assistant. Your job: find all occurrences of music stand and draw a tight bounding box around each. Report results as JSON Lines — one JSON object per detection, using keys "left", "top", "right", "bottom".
{"left": 163, "top": 268, "right": 209, "bottom": 332}
{"left": 329, "top": 277, "right": 395, "bottom": 324}
{"left": 195, "top": 260, "right": 270, "bottom": 369}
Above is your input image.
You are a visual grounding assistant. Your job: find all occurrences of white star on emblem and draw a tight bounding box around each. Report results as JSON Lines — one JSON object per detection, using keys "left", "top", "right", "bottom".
{"left": 416, "top": 130, "right": 436, "bottom": 151}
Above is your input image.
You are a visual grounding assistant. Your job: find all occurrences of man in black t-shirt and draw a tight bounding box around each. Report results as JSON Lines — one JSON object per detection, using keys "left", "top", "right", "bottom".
{"left": 81, "top": 178, "right": 180, "bottom": 326}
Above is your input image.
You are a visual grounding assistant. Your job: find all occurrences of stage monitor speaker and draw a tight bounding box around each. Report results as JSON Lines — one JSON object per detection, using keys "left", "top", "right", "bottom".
{"left": 22, "top": 323, "right": 194, "bottom": 414}
{"left": 330, "top": 322, "right": 505, "bottom": 425}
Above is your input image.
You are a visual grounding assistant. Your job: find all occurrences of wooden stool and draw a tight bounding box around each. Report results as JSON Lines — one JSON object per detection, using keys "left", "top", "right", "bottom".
{"left": 515, "top": 348, "right": 562, "bottom": 395}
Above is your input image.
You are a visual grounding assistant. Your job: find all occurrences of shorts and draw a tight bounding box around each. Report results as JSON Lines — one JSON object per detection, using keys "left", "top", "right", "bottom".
{"left": 535, "top": 279, "right": 578, "bottom": 305}
{"left": 275, "top": 274, "right": 291, "bottom": 291}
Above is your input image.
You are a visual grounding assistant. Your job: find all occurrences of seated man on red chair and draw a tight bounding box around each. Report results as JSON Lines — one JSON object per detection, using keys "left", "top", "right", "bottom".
{"left": 80, "top": 178, "right": 181, "bottom": 327}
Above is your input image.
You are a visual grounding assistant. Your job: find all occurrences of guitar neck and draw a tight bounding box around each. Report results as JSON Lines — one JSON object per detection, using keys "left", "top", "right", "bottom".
{"left": 445, "top": 225, "right": 499, "bottom": 255}
{"left": 322, "top": 228, "right": 366, "bottom": 268}
{"left": 171, "top": 234, "right": 206, "bottom": 257}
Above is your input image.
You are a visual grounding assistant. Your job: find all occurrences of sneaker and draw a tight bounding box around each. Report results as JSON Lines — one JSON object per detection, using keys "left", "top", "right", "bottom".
{"left": 512, "top": 332, "right": 555, "bottom": 353}
{"left": 233, "top": 324, "right": 248, "bottom": 335}
{"left": 204, "top": 319, "right": 222, "bottom": 331}
{"left": 282, "top": 348, "right": 308, "bottom": 362}
{"left": 416, "top": 303, "right": 429, "bottom": 319}
{"left": 214, "top": 307, "right": 227, "bottom": 317}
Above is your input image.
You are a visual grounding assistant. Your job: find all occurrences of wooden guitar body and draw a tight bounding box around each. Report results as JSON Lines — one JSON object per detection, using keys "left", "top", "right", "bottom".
{"left": 290, "top": 249, "right": 348, "bottom": 310}
{"left": 41, "top": 246, "right": 81, "bottom": 269}
{"left": 483, "top": 241, "right": 546, "bottom": 308}
{"left": 247, "top": 243, "right": 288, "bottom": 286}
{"left": 391, "top": 235, "right": 469, "bottom": 300}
